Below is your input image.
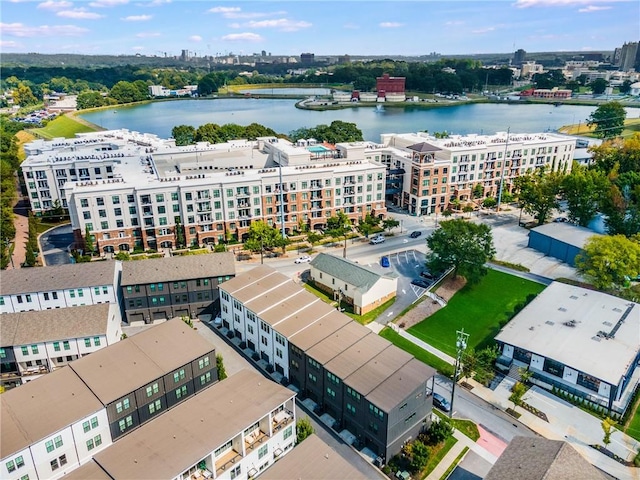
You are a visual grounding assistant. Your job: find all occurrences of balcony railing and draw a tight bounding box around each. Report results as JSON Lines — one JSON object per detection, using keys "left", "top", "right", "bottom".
{"left": 245, "top": 430, "right": 268, "bottom": 451}
{"left": 215, "top": 450, "right": 242, "bottom": 476}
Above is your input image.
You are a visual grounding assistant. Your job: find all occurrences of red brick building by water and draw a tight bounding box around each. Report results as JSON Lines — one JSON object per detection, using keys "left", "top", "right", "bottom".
{"left": 376, "top": 74, "right": 406, "bottom": 98}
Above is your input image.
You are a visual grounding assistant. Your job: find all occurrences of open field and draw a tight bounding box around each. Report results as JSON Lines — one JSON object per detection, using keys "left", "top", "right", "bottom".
{"left": 558, "top": 117, "right": 640, "bottom": 138}
{"left": 408, "top": 270, "right": 545, "bottom": 357}
{"left": 29, "top": 114, "right": 98, "bottom": 139}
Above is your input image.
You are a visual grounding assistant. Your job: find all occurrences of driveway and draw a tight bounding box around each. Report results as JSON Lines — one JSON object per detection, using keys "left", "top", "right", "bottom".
{"left": 39, "top": 224, "right": 73, "bottom": 266}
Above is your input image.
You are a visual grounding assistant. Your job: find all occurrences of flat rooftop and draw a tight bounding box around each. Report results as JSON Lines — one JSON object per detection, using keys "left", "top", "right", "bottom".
{"left": 529, "top": 222, "right": 601, "bottom": 249}
{"left": 495, "top": 282, "right": 639, "bottom": 385}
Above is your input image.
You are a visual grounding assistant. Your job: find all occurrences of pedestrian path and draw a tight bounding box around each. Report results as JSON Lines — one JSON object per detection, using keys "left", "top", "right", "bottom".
{"left": 388, "top": 324, "right": 456, "bottom": 365}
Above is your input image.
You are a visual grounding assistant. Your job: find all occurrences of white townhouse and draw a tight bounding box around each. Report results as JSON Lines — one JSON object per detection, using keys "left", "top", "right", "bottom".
{"left": 0, "top": 261, "right": 121, "bottom": 314}
{"left": 0, "top": 304, "right": 121, "bottom": 387}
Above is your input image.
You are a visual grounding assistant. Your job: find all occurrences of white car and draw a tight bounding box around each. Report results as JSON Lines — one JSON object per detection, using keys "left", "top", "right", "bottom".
{"left": 369, "top": 236, "right": 385, "bottom": 245}
{"left": 294, "top": 255, "right": 312, "bottom": 264}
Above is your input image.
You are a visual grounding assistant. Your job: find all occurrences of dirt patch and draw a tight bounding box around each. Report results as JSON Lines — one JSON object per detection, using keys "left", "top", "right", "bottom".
{"left": 396, "top": 276, "right": 467, "bottom": 330}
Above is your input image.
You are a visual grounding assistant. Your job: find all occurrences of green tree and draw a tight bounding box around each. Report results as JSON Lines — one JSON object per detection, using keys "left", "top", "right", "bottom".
{"left": 382, "top": 217, "right": 400, "bottom": 233}
{"left": 509, "top": 381, "right": 527, "bottom": 412}
{"left": 174, "top": 218, "right": 185, "bottom": 248}
{"left": 326, "top": 211, "right": 352, "bottom": 259}
{"left": 13, "top": 83, "right": 39, "bottom": 107}
{"left": 216, "top": 354, "right": 227, "bottom": 380}
{"left": 472, "top": 183, "right": 484, "bottom": 199}
{"left": 602, "top": 417, "right": 615, "bottom": 450}
{"left": 296, "top": 417, "right": 315, "bottom": 443}
{"left": 244, "top": 220, "right": 287, "bottom": 263}
{"left": 24, "top": 241, "right": 36, "bottom": 267}
{"left": 589, "top": 78, "right": 609, "bottom": 95}
{"left": 482, "top": 197, "right": 497, "bottom": 208}
{"left": 620, "top": 80, "right": 633, "bottom": 94}
{"left": 426, "top": 219, "right": 494, "bottom": 284}
{"left": 561, "top": 165, "right": 609, "bottom": 226}
{"left": 172, "top": 125, "right": 196, "bottom": 146}
{"left": 587, "top": 101, "right": 626, "bottom": 139}
{"left": 76, "top": 91, "right": 105, "bottom": 110}
{"left": 514, "top": 168, "right": 564, "bottom": 225}
{"left": 409, "top": 441, "right": 430, "bottom": 473}
{"left": 306, "top": 231, "right": 323, "bottom": 246}
{"left": 591, "top": 134, "right": 640, "bottom": 175}
{"left": 575, "top": 235, "right": 640, "bottom": 289}
{"left": 427, "top": 419, "right": 454, "bottom": 445}
{"left": 518, "top": 367, "right": 533, "bottom": 385}
{"left": 84, "top": 225, "right": 94, "bottom": 254}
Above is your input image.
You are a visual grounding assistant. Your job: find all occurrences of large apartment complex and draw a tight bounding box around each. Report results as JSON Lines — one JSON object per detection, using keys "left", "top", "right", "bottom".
{"left": 21, "top": 129, "right": 576, "bottom": 251}
{"left": 219, "top": 265, "right": 436, "bottom": 462}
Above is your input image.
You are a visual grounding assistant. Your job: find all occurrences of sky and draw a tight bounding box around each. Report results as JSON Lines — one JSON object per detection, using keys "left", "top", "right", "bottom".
{"left": 1, "top": 0, "right": 639, "bottom": 57}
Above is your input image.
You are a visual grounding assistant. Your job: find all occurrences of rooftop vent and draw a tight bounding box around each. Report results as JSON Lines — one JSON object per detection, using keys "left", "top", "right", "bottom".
{"left": 558, "top": 307, "right": 567, "bottom": 312}
{"left": 592, "top": 336, "right": 602, "bottom": 342}
{"left": 545, "top": 320, "right": 555, "bottom": 326}
{"left": 570, "top": 295, "right": 579, "bottom": 300}
{"left": 603, "top": 321, "right": 613, "bottom": 327}
{"left": 563, "top": 320, "right": 577, "bottom": 327}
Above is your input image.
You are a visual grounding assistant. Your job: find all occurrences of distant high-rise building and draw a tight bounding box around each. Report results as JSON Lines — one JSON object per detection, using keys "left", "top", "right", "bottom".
{"left": 261, "top": 50, "right": 267, "bottom": 57}
{"left": 338, "top": 54, "right": 351, "bottom": 64}
{"left": 180, "top": 49, "right": 189, "bottom": 61}
{"left": 300, "top": 52, "right": 315, "bottom": 64}
{"left": 618, "top": 41, "right": 639, "bottom": 71}
{"left": 513, "top": 48, "right": 526, "bottom": 66}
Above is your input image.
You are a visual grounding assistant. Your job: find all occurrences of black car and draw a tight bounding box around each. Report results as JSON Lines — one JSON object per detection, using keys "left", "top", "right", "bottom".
{"left": 409, "top": 231, "right": 422, "bottom": 238}
{"left": 433, "top": 393, "right": 451, "bottom": 412}
{"left": 411, "top": 278, "right": 431, "bottom": 289}
{"left": 420, "top": 270, "right": 435, "bottom": 280}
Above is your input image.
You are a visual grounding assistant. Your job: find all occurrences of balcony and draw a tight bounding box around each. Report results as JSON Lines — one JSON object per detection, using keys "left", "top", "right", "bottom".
{"left": 20, "top": 365, "right": 49, "bottom": 376}
{"left": 245, "top": 430, "right": 268, "bottom": 451}
{"left": 215, "top": 450, "right": 242, "bottom": 476}
{"left": 272, "top": 409, "right": 294, "bottom": 432}
{"left": 188, "top": 469, "right": 212, "bottom": 480}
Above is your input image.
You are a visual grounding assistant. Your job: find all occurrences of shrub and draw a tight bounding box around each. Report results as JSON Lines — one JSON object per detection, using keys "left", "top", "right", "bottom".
{"left": 427, "top": 419, "right": 453, "bottom": 445}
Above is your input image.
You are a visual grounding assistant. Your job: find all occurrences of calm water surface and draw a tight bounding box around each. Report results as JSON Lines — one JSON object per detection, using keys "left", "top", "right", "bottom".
{"left": 80, "top": 98, "right": 639, "bottom": 142}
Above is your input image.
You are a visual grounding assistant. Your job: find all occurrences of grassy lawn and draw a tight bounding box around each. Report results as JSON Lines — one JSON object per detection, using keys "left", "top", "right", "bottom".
{"left": 438, "top": 446, "right": 469, "bottom": 480}
{"left": 36, "top": 220, "right": 70, "bottom": 235}
{"left": 434, "top": 410, "right": 480, "bottom": 441}
{"left": 302, "top": 281, "right": 395, "bottom": 325}
{"left": 558, "top": 117, "right": 640, "bottom": 138}
{"left": 29, "top": 114, "right": 97, "bottom": 139}
{"left": 380, "top": 327, "right": 455, "bottom": 377}
{"left": 421, "top": 436, "right": 458, "bottom": 479}
{"left": 408, "top": 270, "right": 545, "bottom": 357}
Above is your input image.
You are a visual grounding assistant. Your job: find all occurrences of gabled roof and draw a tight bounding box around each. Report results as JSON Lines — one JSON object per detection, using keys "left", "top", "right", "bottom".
{"left": 406, "top": 142, "right": 442, "bottom": 153}
{"left": 0, "top": 261, "right": 117, "bottom": 295}
{"left": 485, "top": 436, "right": 607, "bottom": 480}
{"left": 0, "top": 304, "right": 112, "bottom": 346}
{"left": 310, "top": 253, "right": 395, "bottom": 292}
{"left": 120, "top": 252, "right": 235, "bottom": 286}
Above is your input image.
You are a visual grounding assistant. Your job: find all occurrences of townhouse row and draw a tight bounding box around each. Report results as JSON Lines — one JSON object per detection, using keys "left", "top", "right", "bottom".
{"left": 219, "top": 265, "right": 436, "bottom": 462}
{"left": 20, "top": 129, "right": 576, "bottom": 252}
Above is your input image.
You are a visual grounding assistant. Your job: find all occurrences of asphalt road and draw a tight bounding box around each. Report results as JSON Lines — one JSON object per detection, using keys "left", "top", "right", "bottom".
{"left": 39, "top": 223, "right": 73, "bottom": 266}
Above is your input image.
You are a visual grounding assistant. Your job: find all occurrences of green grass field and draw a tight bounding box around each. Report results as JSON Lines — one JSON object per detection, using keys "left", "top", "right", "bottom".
{"left": 379, "top": 327, "right": 455, "bottom": 377}
{"left": 625, "top": 408, "right": 640, "bottom": 441}
{"left": 29, "top": 114, "right": 97, "bottom": 139}
{"left": 408, "top": 270, "right": 545, "bottom": 357}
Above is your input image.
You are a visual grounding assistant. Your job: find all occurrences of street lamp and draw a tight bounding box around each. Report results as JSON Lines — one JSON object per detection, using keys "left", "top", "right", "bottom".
{"left": 450, "top": 329, "right": 469, "bottom": 419}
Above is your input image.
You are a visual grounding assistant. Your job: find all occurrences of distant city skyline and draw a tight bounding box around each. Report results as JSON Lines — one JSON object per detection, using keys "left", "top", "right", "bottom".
{"left": 2, "top": 0, "right": 638, "bottom": 57}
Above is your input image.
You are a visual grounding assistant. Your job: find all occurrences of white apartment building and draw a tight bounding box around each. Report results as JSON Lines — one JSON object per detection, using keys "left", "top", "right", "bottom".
{"left": 0, "top": 261, "right": 121, "bottom": 314}
{"left": 21, "top": 130, "right": 387, "bottom": 253}
{"left": 0, "top": 304, "right": 121, "bottom": 386}
{"left": 370, "top": 131, "right": 575, "bottom": 215}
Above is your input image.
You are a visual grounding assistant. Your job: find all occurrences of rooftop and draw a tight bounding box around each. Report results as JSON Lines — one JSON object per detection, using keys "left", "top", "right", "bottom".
{"left": 69, "top": 318, "right": 215, "bottom": 404}
{"left": 120, "top": 252, "right": 235, "bottom": 286}
{"left": 529, "top": 222, "right": 601, "bottom": 249}
{"left": 0, "top": 304, "right": 112, "bottom": 346}
{"left": 1, "top": 366, "right": 103, "bottom": 459}
{"left": 485, "top": 436, "right": 607, "bottom": 480}
{"left": 495, "top": 282, "right": 639, "bottom": 385}
{"left": 0, "top": 261, "right": 118, "bottom": 296}
{"left": 259, "top": 434, "right": 370, "bottom": 480}
{"left": 92, "top": 369, "right": 294, "bottom": 480}
{"left": 310, "top": 253, "right": 396, "bottom": 292}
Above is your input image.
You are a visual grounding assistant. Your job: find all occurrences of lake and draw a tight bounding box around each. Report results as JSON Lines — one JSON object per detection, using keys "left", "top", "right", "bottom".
{"left": 80, "top": 98, "right": 640, "bottom": 142}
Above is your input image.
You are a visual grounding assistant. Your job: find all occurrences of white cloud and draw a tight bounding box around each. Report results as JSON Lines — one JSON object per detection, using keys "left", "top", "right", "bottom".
{"left": 515, "top": 0, "right": 620, "bottom": 7}
{"left": 245, "top": 18, "right": 311, "bottom": 31}
{"left": 208, "top": 6, "right": 241, "bottom": 13}
{"left": 0, "top": 40, "right": 22, "bottom": 48}
{"left": 229, "top": 22, "right": 241, "bottom": 28}
{"left": 379, "top": 22, "right": 403, "bottom": 28}
{"left": 445, "top": 20, "right": 465, "bottom": 26}
{"left": 343, "top": 22, "right": 359, "bottom": 29}
{"left": 578, "top": 5, "right": 612, "bottom": 11}
{"left": 472, "top": 26, "right": 496, "bottom": 33}
{"left": 225, "top": 10, "right": 286, "bottom": 19}
{"left": 57, "top": 9, "right": 104, "bottom": 19}
{"left": 221, "top": 32, "right": 263, "bottom": 42}
{"left": 1, "top": 22, "right": 89, "bottom": 37}
{"left": 132, "top": 46, "right": 145, "bottom": 51}
{"left": 89, "top": 0, "right": 128, "bottom": 7}
{"left": 136, "top": 31, "right": 160, "bottom": 37}
{"left": 122, "top": 14, "right": 152, "bottom": 21}
{"left": 144, "top": 0, "right": 171, "bottom": 5}
{"left": 37, "top": 1, "right": 72, "bottom": 10}
{"left": 189, "top": 35, "right": 202, "bottom": 42}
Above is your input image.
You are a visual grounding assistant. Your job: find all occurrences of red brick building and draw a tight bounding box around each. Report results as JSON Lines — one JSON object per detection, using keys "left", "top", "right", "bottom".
{"left": 376, "top": 74, "right": 406, "bottom": 98}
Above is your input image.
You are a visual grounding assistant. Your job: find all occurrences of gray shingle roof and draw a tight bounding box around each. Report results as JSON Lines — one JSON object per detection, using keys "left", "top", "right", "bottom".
{"left": 121, "top": 252, "right": 235, "bottom": 286}
{"left": 0, "top": 304, "right": 112, "bottom": 346}
{"left": 310, "top": 253, "right": 395, "bottom": 292}
{"left": 407, "top": 142, "right": 442, "bottom": 153}
{"left": 0, "top": 261, "right": 117, "bottom": 296}
{"left": 485, "top": 437, "right": 607, "bottom": 480}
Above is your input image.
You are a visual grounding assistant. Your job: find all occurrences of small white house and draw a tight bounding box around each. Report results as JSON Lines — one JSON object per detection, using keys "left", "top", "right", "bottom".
{"left": 309, "top": 253, "right": 397, "bottom": 315}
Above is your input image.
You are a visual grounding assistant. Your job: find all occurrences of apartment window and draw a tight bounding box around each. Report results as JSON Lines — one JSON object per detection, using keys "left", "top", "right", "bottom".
{"left": 146, "top": 382, "right": 159, "bottom": 397}
{"left": 86, "top": 438, "right": 95, "bottom": 451}
{"left": 21, "top": 346, "right": 28, "bottom": 356}
{"left": 31, "top": 345, "right": 39, "bottom": 355}
{"left": 94, "top": 337, "right": 101, "bottom": 346}
{"left": 369, "top": 404, "right": 384, "bottom": 420}
{"left": 173, "top": 369, "right": 186, "bottom": 383}
{"left": 176, "top": 385, "right": 188, "bottom": 399}
{"left": 308, "top": 373, "right": 317, "bottom": 383}
{"left": 346, "top": 403, "right": 356, "bottom": 415}
{"left": 80, "top": 199, "right": 89, "bottom": 208}
{"left": 84, "top": 338, "right": 91, "bottom": 347}
{"left": 258, "top": 445, "right": 268, "bottom": 459}
{"left": 326, "top": 387, "right": 336, "bottom": 398}
{"left": 54, "top": 435, "right": 63, "bottom": 448}
{"left": 347, "top": 387, "right": 361, "bottom": 400}
{"left": 283, "top": 425, "right": 293, "bottom": 440}
{"left": 198, "top": 356, "right": 210, "bottom": 369}
{"left": 116, "top": 398, "right": 131, "bottom": 413}
{"left": 5, "top": 460, "right": 16, "bottom": 473}
{"left": 50, "top": 459, "right": 59, "bottom": 471}
{"left": 148, "top": 399, "right": 162, "bottom": 414}
{"left": 53, "top": 342, "right": 61, "bottom": 352}
{"left": 118, "top": 415, "right": 133, "bottom": 432}
{"left": 0, "top": 348, "right": 5, "bottom": 359}
{"left": 46, "top": 440, "right": 54, "bottom": 453}
{"left": 200, "top": 372, "right": 212, "bottom": 385}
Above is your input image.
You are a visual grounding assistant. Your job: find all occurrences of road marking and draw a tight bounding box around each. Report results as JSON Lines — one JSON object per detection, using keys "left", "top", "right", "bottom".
{"left": 402, "top": 289, "right": 406, "bottom": 294}
{"left": 403, "top": 239, "right": 408, "bottom": 243}
{"left": 387, "top": 311, "right": 394, "bottom": 317}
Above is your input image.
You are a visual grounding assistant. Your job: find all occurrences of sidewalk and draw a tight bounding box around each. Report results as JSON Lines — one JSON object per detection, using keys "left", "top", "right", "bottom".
{"left": 466, "top": 376, "right": 640, "bottom": 480}
{"left": 6, "top": 198, "right": 29, "bottom": 269}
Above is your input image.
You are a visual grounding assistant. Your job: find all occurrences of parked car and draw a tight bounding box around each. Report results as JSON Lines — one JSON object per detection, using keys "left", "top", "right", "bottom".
{"left": 380, "top": 256, "right": 390, "bottom": 268}
{"left": 433, "top": 392, "right": 451, "bottom": 412}
{"left": 420, "top": 270, "right": 436, "bottom": 280}
{"left": 409, "top": 231, "right": 422, "bottom": 238}
{"left": 369, "top": 235, "right": 385, "bottom": 245}
{"left": 553, "top": 217, "right": 569, "bottom": 223}
{"left": 411, "top": 278, "right": 431, "bottom": 289}
{"left": 294, "top": 255, "right": 312, "bottom": 264}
